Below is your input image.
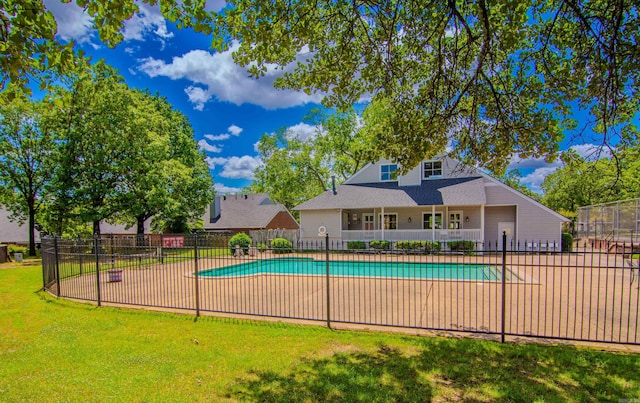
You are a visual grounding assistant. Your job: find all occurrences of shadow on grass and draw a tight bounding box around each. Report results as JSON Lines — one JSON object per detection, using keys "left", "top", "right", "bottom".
{"left": 228, "top": 338, "right": 640, "bottom": 402}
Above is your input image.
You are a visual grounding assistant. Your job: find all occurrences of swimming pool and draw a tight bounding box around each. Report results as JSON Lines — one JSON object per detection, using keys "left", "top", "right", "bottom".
{"left": 199, "top": 258, "right": 502, "bottom": 281}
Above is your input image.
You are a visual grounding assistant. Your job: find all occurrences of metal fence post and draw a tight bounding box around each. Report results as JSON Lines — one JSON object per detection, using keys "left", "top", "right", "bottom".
{"left": 501, "top": 230, "right": 507, "bottom": 343}
{"left": 94, "top": 236, "right": 101, "bottom": 307}
{"left": 54, "top": 236, "right": 61, "bottom": 297}
{"left": 325, "top": 233, "right": 331, "bottom": 329}
{"left": 78, "top": 236, "right": 84, "bottom": 275}
{"left": 194, "top": 233, "right": 200, "bottom": 318}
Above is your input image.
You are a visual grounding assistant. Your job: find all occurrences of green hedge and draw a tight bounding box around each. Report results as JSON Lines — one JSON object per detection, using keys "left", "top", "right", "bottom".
{"left": 228, "top": 233, "right": 252, "bottom": 254}
{"left": 8, "top": 244, "right": 27, "bottom": 256}
{"left": 561, "top": 232, "right": 573, "bottom": 252}
{"left": 271, "top": 238, "right": 293, "bottom": 254}
{"left": 369, "top": 240, "right": 391, "bottom": 250}
{"left": 424, "top": 241, "right": 442, "bottom": 254}
{"left": 447, "top": 240, "right": 475, "bottom": 253}
{"left": 347, "top": 241, "right": 367, "bottom": 250}
{"left": 395, "top": 240, "right": 425, "bottom": 250}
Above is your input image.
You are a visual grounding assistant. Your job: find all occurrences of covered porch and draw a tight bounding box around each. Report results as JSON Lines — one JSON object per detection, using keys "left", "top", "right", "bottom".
{"left": 339, "top": 206, "right": 485, "bottom": 243}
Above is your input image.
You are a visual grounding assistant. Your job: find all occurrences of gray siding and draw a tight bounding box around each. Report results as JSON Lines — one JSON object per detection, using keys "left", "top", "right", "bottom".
{"left": 485, "top": 181, "right": 564, "bottom": 246}
{"left": 0, "top": 208, "right": 29, "bottom": 243}
{"left": 484, "top": 206, "right": 517, "bottom": 247}
{"left": 300, "top": 210, "right": 341, "bottom": 240}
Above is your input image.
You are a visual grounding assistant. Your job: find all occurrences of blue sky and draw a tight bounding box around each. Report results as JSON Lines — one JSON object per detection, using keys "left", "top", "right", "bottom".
{"left": 43, "top": 0, "right": 609, "bottom": 194}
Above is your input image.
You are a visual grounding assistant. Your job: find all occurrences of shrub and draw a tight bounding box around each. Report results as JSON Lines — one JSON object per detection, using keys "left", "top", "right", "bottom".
{"left": 347, "top": 241, "right": 366, "bottom": 250}
{"left": 395, "top": 240, "right": 425, "bottom": 251}
{"left": 447, "top": 240, "right": 475, "bottom": 253}
{"left": 228, "top": 233, "right": 252, "bottom": 254}
{"left": 8, "top": 244, "right": 27, "bottom": 256}
{"left": 424, "top": 241, "right": 442, "bottom": 254}
{"left": 369, "top": 240, "right": 391, "bottom": 250}
{"left": 271, "top": 238, "right": 293, "bottom": 254}
{"left": 256, "top": 242, "right": 267, "bottom": 252}
{"left": 561, "top": 232, "right": 573, "bottom": 252}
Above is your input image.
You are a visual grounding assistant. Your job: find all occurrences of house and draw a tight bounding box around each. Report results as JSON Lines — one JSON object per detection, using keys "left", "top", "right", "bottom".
{"left": 294, "top": 156, "right": 569, "bottom": 250}
{"left": 202, "top": 193, "right": 299, "bottom": 234}
{"left": 0, "top": 207, "right": 31, "bottom": 244}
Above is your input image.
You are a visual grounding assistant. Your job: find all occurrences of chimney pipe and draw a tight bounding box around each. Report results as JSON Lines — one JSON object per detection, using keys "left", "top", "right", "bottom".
{"left": 331, "top": 175, "right": 337, "bottom": 195}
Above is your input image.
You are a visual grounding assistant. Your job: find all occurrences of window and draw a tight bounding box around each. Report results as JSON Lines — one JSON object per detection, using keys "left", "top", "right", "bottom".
{"left": 379, "top": 213, "right": 397, "bottom": 229}
{"left": 449, "top": 211, "right": 463, "bottom": 229}
{"left": 380, "top": 164, "right": 398, "bottom": 181}
{"left": 423, "top": 161, "right": 443, "bottom": 179}
{"left": 423, "top": 213, "right": 443, "bottom": 229}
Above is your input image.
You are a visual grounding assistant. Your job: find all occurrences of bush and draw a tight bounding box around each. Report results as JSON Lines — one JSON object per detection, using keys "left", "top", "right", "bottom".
{"left": 562, "top": 232, "right": 573, "bottom": 252}
{"left": 447, "top": 240, "right": 475, "bottom": 253}
{"left": 347, "top": 241, "right": 367, "bottom": 250}
{"left": 228, "top": 233, "right": 252, "bottom": 255}
{"left": 256, "top": 243, "right": 267, "bottom": 252}
{"left": 8, "top": 244, "right": 27, "bottom": 256}
{"left": 271, "top": 238, "right": 293, "bottom": 254}
{"left": 424, "top": 241, "right": 442, "bottom": 254}
{"left": 369, "top": 240, "right": 391, "bottom": 250}
{"left": 395, "top": 240, "right": 425, "bottom": 251}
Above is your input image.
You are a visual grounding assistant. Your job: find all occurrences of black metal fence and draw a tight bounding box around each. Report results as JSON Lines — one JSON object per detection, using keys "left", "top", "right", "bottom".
{"left": 41, "top": 234, "right": 640, "bottom": 345}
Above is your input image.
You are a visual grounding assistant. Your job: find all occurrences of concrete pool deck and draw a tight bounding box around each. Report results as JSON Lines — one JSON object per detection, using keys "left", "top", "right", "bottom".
{"left": 55, "top": 250, "right": 640, "bottom": 347}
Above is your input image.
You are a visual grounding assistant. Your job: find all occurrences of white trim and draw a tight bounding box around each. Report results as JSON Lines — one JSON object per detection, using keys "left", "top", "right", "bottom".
{"left": 448, "top": 210, "right": 464, "bottom": 229}
{"left": 422, "top": 160, "right": 444, "bottom": 180}
{"left": 421, "top": 211, "right": 443, "bottom": 230}
{"left": 379, "top": 163, "right": 399, "bottom": 182}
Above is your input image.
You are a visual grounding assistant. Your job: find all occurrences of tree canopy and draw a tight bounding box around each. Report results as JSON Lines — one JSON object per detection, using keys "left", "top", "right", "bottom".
{"left": 213, "top": 0, "right": 640, "bottom": 173}
{"left": 251, "top": 110, "right": 378, "bottom": 212}
{"left": 3, "top": 1, "right": 638, "bottom": 173}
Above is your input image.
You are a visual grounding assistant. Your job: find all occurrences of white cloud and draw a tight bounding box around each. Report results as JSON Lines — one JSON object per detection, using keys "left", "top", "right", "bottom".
{"left": 137, "top": 43, "right": 324, "bottom": 110}
{"left": 205, "top": 157, "right": 228, "bottom": 169}
{"left": 45, "top": 0, "right": 94, "bottom": 44}
{"left": 210, "top": 155, "right": 262, "bottom": 180}
{"left": 214, "top": 182, "right": 243, "bottom": 194}
{"left": 121, "top": 3, "right": 173, "bottom": 44}
{"left": 520, "top": 167, "right": 559, "bottom": 192}
{"left": 198, "top": 139, "right": 222, "bottom": 153}
{"left": 570, "top": 143, "right": 614, "bottom": 162}
{"left": 220, "top": 156, "right": 262, "bottom": 180}
{"left": 228, "top": 124, "right": 243, "bottom": 136}
{"left": 285, "top": 122, "right": 322, "bottom": 141}
{"left": 45, "top": 0, "right": 175, "bottom": 48}
{"left": 205, "top": 133, "right": 231, "bottom": 141}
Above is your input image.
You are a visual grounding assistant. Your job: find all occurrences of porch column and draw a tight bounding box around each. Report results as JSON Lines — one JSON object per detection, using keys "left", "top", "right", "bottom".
{"left": 480, "top": 204, "right": 485, "bottom": 244}
{"left": 339, "top": 209, "right": 343, "bottom": 240}
{"left": 381, "top": 206, "right": 385, "bottom": 240}
{"left": 432, "top": 205, "right": 436, "bottom": 242}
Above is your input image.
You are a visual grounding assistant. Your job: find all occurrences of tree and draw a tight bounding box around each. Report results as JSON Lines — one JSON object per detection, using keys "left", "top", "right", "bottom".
{"left": 43, "top": 61, "right": 213, "bottom": 237}
{"left": 251, "top": 110, "right": 378, "bottom": 212}
{"left": 0, "top": 94, "right": 55, "bottom": 255}
{"left": 541, "top": 150, "right": 620, "bottom": 213}
{"left": 46, "top": 61, "right": 140, "bottom": 237}
{"left": 6, "top": 1, "right": 638, "bottom": 174}
{"left": 117, "top": 90, "right": 214, "bottom": 238}
{"left": 0, "top": 0, "right": 212, "bottom": 98}
{"left": 211, "top": 0, "right": 639, "bottom": 173}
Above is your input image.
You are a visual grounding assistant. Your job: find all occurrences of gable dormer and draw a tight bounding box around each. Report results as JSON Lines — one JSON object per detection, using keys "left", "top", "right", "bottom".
{"left": 345, "top": 155, "right": 478, "bottom": 186}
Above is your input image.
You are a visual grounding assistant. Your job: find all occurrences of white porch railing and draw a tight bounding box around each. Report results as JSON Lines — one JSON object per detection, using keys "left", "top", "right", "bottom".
{"left": 340, "top": 229, "right": 482, "bottom": 242}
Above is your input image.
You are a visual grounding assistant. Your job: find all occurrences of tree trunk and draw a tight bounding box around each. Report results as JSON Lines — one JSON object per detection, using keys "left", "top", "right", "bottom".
{"left": 136, "top": 216, "right": 146, "bottom": 247}
{"left": 93, "top": 220, "right": 101, "bottom": 238}
{"left": 28, "top": 205, "right": 36, "bottom": 256}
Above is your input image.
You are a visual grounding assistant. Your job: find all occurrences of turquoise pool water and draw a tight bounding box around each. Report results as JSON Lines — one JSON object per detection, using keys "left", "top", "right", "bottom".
{"left": 199, "top": 258, "right": 501, "bottom": 281}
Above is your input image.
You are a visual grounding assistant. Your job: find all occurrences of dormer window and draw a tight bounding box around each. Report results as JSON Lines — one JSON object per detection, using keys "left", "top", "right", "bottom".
{"left": 380, "top": 164, "right": 398, "bottom": 181}
{"left": 423, "top": 161, "right": 443, "bottom": 179}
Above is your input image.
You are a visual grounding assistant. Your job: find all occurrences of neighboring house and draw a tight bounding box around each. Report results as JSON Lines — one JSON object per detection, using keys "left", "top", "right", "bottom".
{"left": 202, "top": 193, "right": 299, "bottom": 234}
{"left": 294, "top": 156, "right": 569, "bottom": 250}
{"left": 0, "top": 207, "right": 30, "bottom": 244}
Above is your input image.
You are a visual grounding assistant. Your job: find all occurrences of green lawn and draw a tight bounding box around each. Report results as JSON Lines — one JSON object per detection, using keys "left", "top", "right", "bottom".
{"left": 2, "top": 260, "right": 640, "bottom": 402}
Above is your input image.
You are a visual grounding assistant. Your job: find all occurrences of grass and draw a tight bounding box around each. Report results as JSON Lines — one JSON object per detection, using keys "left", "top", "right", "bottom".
{"left": 2, "top": 260, "right": 640, "bottom": 402}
